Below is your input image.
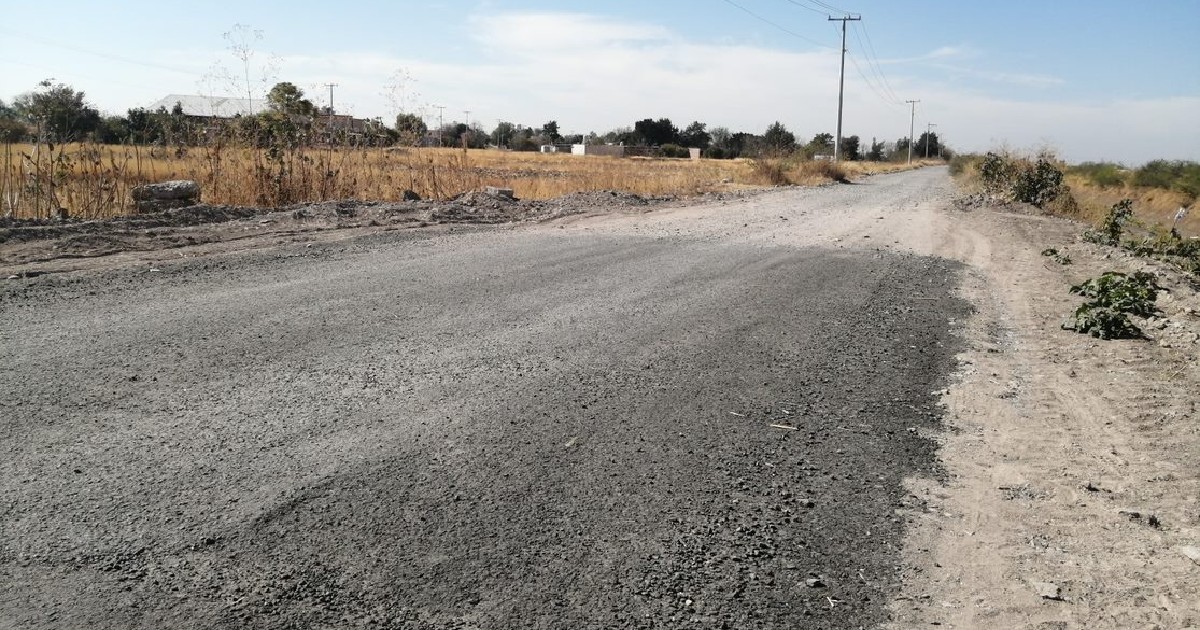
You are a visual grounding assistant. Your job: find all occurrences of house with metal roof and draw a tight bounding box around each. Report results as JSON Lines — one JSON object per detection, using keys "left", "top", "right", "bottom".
{"left": 147, "top": 94, "right": 266, "bottom": 119}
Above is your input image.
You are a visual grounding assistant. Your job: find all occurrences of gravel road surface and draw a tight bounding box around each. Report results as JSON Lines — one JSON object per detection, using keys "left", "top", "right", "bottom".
{"left": 2, "top": 169, "right": 969, "bottom": 628}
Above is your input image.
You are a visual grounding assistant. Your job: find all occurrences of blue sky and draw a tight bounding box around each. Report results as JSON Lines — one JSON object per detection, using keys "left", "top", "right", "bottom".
{"left": 2, "top": 0, "right": 1197, "bottom": 163}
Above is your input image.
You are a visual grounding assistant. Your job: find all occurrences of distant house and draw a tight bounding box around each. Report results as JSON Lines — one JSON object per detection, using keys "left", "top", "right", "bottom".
{"left": 147, "top": 94, "right": 265, "bottom": 119}
{"left": 147, "top": 94, "right": 377, "bottom": 144}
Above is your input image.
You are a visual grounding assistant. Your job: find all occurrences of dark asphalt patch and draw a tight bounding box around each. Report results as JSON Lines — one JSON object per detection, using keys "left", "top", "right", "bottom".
{"left": 1, "top": 233, "right": 967, "bottom": 629}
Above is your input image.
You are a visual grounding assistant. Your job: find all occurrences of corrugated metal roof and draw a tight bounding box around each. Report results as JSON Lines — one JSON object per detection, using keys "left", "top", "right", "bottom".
{"left": 147, "top": 94, "right": 266, "bottom": 118}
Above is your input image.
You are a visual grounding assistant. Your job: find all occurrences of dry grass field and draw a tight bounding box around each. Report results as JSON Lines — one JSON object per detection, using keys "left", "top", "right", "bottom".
{"left": 1, "top": 142, "right": 929, "bottom": 220}
{"left": 1065, "top": 174, "right": 1197, "bottom": 236}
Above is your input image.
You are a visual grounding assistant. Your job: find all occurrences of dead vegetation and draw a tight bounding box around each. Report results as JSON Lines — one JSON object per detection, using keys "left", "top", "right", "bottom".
{"left": 1, "top": 140, "right": 928, "bottom": 221}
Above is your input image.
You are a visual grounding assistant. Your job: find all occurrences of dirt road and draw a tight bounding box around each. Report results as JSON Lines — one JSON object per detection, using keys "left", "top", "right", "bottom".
{"left": 2, "top": 168, "right": 1196, "bottom": 629}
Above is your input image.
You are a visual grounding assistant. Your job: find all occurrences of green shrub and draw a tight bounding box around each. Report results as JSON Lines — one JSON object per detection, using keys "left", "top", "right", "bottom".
{"left": 659, "top": 144, "right": 690, "bottom": 159}
{"left": 977, "top": 152, "right": 1065, "bottom": 207}
{"left": 1132, "top": 160, "right": 1200, "bottom": 201}
{"left": 979, "top": 152, "right": 1014, "bottom": 193}
{"left": 1063, "top": 271, "right": 1158, "bottom": 339}
{"left": 1069, "top": 271, "right": 1159, "bottom": 317}
{"left": 1063, "top": 304, "right": 1143, "bottom": 339}
{"left": 1069, "top": 161, "right": 1127, "bottom": 188}
{"left": 1083, "top": 199, "right": 1135, "bottom": 246}
{"left": 1011, "top": 158, "right": 1065, "bottom": 206}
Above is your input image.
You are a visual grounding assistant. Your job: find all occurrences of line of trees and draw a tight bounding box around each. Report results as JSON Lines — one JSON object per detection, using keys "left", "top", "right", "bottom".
{"left": 2, "top": 79, "right": 948, "bottom": 161}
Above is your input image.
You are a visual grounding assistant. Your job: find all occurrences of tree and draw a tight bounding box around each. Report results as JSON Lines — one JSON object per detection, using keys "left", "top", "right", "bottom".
{"left": 915, "top": 131, "right": 941, "bottom": 159}
{"left": 888, "top": 137, "right": 911, "bottom": 162}
{"left": 394, "top": 112, "right": 427, "bottom": 144}
{"left": 804, "top": 132, "right": 833, "bottom": 157}
{"left": 492, "top": 121, "right": 516, "bottom": 147}
{"left": 865, "top": 137, "right": 886, "bottom": 161}
{"left": 125, "top": 107, "right": 164, "bottom": 144}
{"left": 94, "top": 115, "right": 131, "bottom": 144}
{"left": 763, "top": 121, "right": 796, "bottom": 154}
{"left": 0, "top": 99, "right": 27, "bottom": 142}
{"left": 727, "top": 132, "right": 761, "bottom": 158}
{"left": 634, "top": 118, "right": 679, "bottom": 146}
{"left": 840, "top": 135, "right": 861, "bottom": 161}
{"left": 679, "top": 121, "right": 711, "bottom": 149}
{"left": 708, "top": 126, "right": 731, "bottom": 151}
{"left": 12, "top": 80, "right": 101, "bottom": 142}
{"left": 541, "top": 120, "right": 560, "bottom": 142}
{"left": 266, "top": 82, "right": 314, "bottom": 116}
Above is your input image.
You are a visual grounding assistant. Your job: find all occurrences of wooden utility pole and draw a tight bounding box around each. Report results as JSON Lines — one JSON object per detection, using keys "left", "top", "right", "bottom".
{"left": 829, "top": 14, "right": 861, "bottom": 162}
{"left": 905, "top": 99, "right": 920, "bottom": 164}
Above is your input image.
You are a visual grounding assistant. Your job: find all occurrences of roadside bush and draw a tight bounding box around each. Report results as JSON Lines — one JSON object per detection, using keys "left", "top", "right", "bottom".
{"left": 1132, "top": 160, "right": 1200, "bottom": 201}
{"left": 804, "top": 159, "right": 849, "bottom": 184}
{"left": 975, "top": 152, "right": 1066, "bottom": 207}
{"left": 659, "top": 143, "right": 690, "bottom": 159}
{"left": 1064, "top": 305, "right": 1144, "bottom": 340}
{"left": 1081, "top": 198, "right": 1200, "bottom": 277}
{"left": 1069, "top": 161, "right": 1127, "bottom": 188}
{"left": 1083, "top": 199, "right": 1135, "bottom": 246}
{"left": 1069, "top": 271, "right": 1159, "bottom": 316}
{"left": 947, "top": 154, "right": 978, "bottom": 177}
{"left": 748, "top": 159, "right": 790, "bottom": 186}
{"left": 1011, "top": 158, "right": 1065, "bottom": 206}
{"left": 979, "top": 152, "right": 1014, "bottom": 193}
{"left": 1063, "top": 271, "right": 1159, "bottom": 339}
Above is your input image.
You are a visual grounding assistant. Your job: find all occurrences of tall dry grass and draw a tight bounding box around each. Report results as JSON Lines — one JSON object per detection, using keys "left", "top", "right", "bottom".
{"left": 1065, "top": 174, "right": 1197, "bottom": 236}
{"left": 0, "top": 141, "right": 926, "bottom": 220}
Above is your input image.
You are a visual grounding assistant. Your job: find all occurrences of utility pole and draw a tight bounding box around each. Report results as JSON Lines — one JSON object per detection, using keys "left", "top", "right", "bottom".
{"left": 325, "top": 83, "right": 337, "bottom": 144}
{"left": 496, "top": 118, "right": 503, "bottom": 148}
{"left": 926, "top": 123, "right": 937, "bottom": 158}
{"left": 905, "top": 99, "right": 920, "bottom": 164}
{"left": 829, "top": 14, "right": 861, "bottom": 162}
{"left": 433, "top": 104, "right": 446, "bottom": 146}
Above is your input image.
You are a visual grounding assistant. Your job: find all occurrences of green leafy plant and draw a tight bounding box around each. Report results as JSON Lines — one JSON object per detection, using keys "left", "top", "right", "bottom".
{"left": 1063, "top": 304, "right": 1144, "bottom": 340}
{"left": 979, "top": 152, "right": 1013, "bottom": 193}
{"left": 1011, "top": 158, "right": 1065, "bottom": 206}
{"left": 1069, "top": 271, "right": 1159, "bottom": 316}
{"left": 1083, "top": 199, "right": 1135, "bottom": 246}
{"left": 1063, "top": 271, "right": 1159, "bottom": 339}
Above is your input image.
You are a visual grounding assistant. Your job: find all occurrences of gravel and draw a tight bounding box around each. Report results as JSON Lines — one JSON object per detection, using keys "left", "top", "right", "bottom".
{"left": 1, "top": 171, "right": 969, "bottom": 628}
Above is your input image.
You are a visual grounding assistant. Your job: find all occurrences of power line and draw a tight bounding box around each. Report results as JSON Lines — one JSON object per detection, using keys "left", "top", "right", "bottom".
{"left": 854, "top": 20, "right": 903, "bottom": 104}
{"left": 720, "top": 0, "right": 834, "bottom": 48}
{"left": 780, "top": 0, "right": 828, "bottom": 17}
{"left": 848, "top": 26, "right": 902, "bottom": 105}
{"left": 808, "top": 0, "right": 855, "bottom": 14}
{"left": 847, "top": 51, "right": 899, "bottom": 106}
{"left": 0, "top": 29, "right": 200, "bottom": 77}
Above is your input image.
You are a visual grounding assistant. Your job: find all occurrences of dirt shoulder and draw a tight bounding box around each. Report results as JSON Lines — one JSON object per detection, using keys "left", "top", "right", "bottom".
{"left": 888, "top": 200, "right": 1200, "bottom": 628}
{"left": 0, "top": 189, "right": 765, "bottom": 278}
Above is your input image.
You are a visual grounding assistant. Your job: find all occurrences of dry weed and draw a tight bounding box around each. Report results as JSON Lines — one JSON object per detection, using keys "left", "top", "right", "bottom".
{"left": 0, "top": 142, "right": 927, "bottom": 220}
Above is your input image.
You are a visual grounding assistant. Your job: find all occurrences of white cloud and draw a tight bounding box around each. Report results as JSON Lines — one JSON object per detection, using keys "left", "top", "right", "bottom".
{"left": 41, "top": 9, "right": 1191, "bottom": 164}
